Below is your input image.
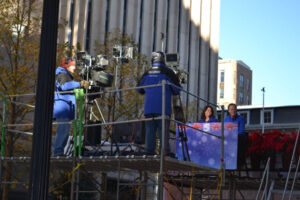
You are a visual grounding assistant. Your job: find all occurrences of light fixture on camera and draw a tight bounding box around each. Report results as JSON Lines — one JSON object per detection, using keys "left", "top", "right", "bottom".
{"left": 112, "top": 45, "right": 135, "bottom": 63}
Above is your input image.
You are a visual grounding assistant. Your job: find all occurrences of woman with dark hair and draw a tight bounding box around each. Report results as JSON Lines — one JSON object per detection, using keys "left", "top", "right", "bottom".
{"left": 199, "top": 105, "right": 218, "bottom": 123}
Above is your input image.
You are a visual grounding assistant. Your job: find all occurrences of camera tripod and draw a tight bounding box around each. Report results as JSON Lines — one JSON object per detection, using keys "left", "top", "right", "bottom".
{"left": 173, "top": 95, "right": 190, "bottom": 161}
{"left": 80, "top": 90, "right": 123, "bottom": 156}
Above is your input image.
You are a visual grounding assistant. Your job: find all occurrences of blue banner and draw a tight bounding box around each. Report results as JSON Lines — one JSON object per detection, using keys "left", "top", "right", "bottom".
{"left": 176, "top": 122, "right": 238, "bottom": 169}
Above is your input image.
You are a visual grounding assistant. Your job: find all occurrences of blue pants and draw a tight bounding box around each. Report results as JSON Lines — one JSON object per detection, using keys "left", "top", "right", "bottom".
{"left": 53, "top": 118, "right": 70, "bottom": 156}
{"left": 145, "top": 114, "right": 170, "bottom": 154}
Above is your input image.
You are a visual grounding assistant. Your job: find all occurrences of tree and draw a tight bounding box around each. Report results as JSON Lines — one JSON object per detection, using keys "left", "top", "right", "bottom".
{"left": 0, "top": 0, "right": 41, "bottom": 199}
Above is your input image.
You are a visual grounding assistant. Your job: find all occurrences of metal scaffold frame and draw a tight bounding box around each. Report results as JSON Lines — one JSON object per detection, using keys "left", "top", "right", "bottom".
{"left": 0, "top": 82, "right": 226, "bottom": 199}
{"left": 1, "top": 82, "right": 300, "bottom": 199}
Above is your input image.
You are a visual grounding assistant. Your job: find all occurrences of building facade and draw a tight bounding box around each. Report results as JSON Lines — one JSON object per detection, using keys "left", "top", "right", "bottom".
{"left": 237, "top": 105, "right": 300, "bottom": 133}
{"left": 217, "top": 59, "right": 252, "bottom": 107}
{"left": 57, "top": 0, "right": 220, "bottom": 119}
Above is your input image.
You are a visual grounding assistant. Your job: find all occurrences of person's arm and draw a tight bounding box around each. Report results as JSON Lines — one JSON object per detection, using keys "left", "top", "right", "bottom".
{"left": 56, "top": 73, "right": 80, "bottom": 91}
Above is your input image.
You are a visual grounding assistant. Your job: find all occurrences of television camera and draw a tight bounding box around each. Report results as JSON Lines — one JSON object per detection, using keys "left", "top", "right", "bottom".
{"left": 165, "top": 53, "right": 188, "bottom": 84}
{"left": 76, "top": 51, "right": 114, "bottom": 100}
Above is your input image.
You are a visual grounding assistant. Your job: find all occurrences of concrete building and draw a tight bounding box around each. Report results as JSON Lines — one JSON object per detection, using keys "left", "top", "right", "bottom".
{"left": 217, "top": 59, "right": 252, "bottom": 107}
{"left": 57, "top": 0, "right": 220, "bottom": 120}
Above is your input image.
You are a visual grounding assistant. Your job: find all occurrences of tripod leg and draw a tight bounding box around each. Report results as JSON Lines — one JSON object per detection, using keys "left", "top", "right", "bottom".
{"left": 178, "top": 125, "right": 187, "bottom": 161}
{"left": 182, "top": 126, "right": 191, "bottom": 161}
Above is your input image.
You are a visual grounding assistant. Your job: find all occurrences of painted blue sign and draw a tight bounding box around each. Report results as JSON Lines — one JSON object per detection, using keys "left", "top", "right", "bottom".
{"left": 176, "top": 122, "right": 238, "bottom": 169}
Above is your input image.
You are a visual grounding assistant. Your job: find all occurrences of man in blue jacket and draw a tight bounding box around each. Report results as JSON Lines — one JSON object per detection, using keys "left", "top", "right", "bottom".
{"left": 224, "top": 103, "right": 245, "bottom": 134}
{"left": 137, "top": 52, "right": 181, "bottom": 155}
{"left": 224, "top": 103, "right": 246, "bottom": 168}
{"left": 53, "top": 58, "right": 89, "bottom": 156}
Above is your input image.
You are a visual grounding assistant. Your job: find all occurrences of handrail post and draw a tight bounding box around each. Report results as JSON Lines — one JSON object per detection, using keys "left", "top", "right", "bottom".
{"left": 0, "top": 95, "right": 7, "bottom": 188}
{"left": 159, "top": 80, "right": 166, "bottom": 200}
{"left": 78, "top": 89, "right": 84, "bottom": 156}
{"left": 73, "top": 89, "right": 79, "bottom": 156}
{"left": 282, "top": 128, "right": 300, "bottom": 200}
{"left": 1, "top": 95, "right": 7, "bottom": 157}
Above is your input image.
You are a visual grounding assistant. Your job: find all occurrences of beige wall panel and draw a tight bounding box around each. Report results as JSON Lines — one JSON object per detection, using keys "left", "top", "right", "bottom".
{"left": 58, "top": 0, "right": 71, "bottom": 43}
{"left": 209, "top": 0, "right": 220, "bottom": 104}
{"left": 77, "top": 0, "right": 88, "bottom": 50}
{"left": 178, "top": 2, "right": 190, "bottom": 95}
{"left": 199, "top": 0, "right": 211, "bottom": 108}
{"left": 108, "top": 0, "right": 124, "bottom": 32}
{"left": 125, "top": 0, "right": 141, "bottom": 43}
{"left": 140, "top": 0, "right": 155, "bottom": 64}
{"left": 188, "top": 0, "right": 201, "bottom": 101}
{"left": 89, "top": 0, "right": 107, "bottom": 55}
{"left": 167, "top": 0, "right": 179, "bottom": 53}
{"left": 154, "top": 0, "right": 167, "bottom": 51}
{"left": 71, "top": 0, "right": 80, "bottom": 47}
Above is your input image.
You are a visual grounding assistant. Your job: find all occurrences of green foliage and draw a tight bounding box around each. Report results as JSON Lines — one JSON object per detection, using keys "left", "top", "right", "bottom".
{"left": 0, "top": 1, "right": 42, "bottom": 199}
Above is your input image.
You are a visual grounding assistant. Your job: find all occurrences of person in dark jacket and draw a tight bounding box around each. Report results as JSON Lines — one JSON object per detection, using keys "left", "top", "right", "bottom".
{"left": 199, "top": 105, "right": 218, "bottom": 123}
{"left": 137, "top": 52, "right": 181, "bottom": 155}
{"left": 224, "top": 103, "right": 246, "bottom": 169}
{"left": 53, "top": 57, "right": 89, "bottom": 156}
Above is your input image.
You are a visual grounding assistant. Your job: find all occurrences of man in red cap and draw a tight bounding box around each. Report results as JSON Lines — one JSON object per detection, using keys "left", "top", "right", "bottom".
{"left": 53, "top": 57, "right": 89, "bottom": 156}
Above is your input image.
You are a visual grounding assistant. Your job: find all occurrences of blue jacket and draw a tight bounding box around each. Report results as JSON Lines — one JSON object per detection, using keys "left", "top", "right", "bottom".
{"left": 199, "top": 117, "right": 218, "bottom": 123}
{"left": 137, "top": 63, "right": 181, "bottom": 116}
{"left": 53, "top": 67, "right": 80, "bottom": 120}
{"left": 224, "top": 114, "right": 245, "bottom": 134}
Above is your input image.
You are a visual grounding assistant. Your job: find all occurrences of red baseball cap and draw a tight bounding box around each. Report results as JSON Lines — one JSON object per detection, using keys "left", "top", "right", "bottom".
{"left": 61, "top": 57, "right": 76, "bottom": 68}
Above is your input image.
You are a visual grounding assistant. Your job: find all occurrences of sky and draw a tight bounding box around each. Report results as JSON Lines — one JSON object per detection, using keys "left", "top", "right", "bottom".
{"left": 219, "top": 0, "right": 300, "bottom": 106}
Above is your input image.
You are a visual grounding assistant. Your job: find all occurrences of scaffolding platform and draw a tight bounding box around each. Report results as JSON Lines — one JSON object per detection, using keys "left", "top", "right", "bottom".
{"left": 0, "top": 156, "right": 218, "bottom": 173}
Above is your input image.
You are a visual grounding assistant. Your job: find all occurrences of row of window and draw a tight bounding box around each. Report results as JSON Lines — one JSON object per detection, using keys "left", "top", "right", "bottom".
{"left": 239, "top": 92, "right": 250, "bottom": 104}
{"left": 239, "top": 110, "right": 273, "bottom": 125}
{"left": 239, "top": 74, "right": 250, "bottom": 91}
{"left": 219, "top": 71, "right": 250, "bottom": 91}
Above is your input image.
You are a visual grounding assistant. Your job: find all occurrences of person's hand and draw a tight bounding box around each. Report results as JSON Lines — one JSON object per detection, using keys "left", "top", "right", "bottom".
{"left": 80, "top": 80, "right": 89, "bottom": 88}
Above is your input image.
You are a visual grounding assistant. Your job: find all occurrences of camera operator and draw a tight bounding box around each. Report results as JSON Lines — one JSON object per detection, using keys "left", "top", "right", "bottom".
{"left": 53, "top": 57, "right": 89, "bottom": 156}
{"left": 137, "top": 52, "right": 181, "bottom": 156}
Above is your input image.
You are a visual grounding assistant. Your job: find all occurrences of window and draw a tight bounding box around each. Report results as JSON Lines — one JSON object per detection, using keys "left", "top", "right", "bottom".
{"left": 239, "top": 92, "right": 243, "bottom": 104}
{"left": 261, "top": 110, "right": 273, "bottom": 124}
{"left": 246, "top": 96, "right": 250, "bottom": 105}
{"left": 220, "top": 71, "right": 224, "bottom": 83}
{"left": 239, "top": 111, "right": 249, "bottom": 125}
{"left": 220, "top": 88, "right": 224, "bottom": 98}
{"left": 239, "top": 74, "right": 244, "bottom": 88}
{"left": 247, "top": 79, "right": 250, "bottom": 91}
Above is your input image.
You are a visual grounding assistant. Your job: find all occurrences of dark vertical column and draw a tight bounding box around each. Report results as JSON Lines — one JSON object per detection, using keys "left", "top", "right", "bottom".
{"left": 104, "top": 0, "right": 111, "bottom": 52}
{"left": 165, "top": 0, "right": 169, "bottom": 53}
{"left": 152, "top": 0, "right": 158, "bottom": 51}
{"left": 138, "top": 0, "right": 144, "bottom": 52}
{"left": 29, "top": 0, "right": 60, "bottom": 200}
{"left": 122, "top": 0, "right": 127, "bottom": 38}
